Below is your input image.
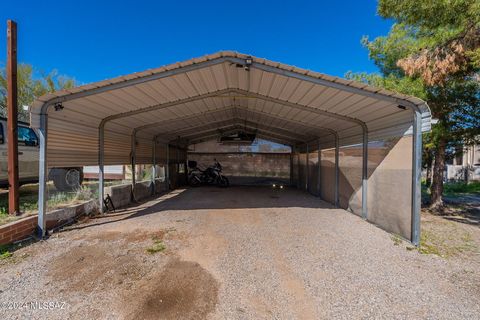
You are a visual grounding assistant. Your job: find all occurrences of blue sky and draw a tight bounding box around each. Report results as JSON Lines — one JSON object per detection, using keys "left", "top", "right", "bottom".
{"left": 0, "top": 0, "right": 392, "bottom": 85}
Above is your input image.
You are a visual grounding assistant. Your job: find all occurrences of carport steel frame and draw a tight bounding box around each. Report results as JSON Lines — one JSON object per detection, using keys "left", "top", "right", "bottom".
{"left": 36, "top": 56, "right": 423, "bottom": 245}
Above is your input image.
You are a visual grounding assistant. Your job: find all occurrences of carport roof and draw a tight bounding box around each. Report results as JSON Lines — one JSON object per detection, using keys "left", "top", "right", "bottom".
{"left": 30, "top": 51, "right": 431, "bottom": 166}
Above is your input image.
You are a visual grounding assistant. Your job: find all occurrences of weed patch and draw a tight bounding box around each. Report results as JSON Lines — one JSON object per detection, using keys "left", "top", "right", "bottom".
{"left": 391, "top": 234, "right": 403, "bottom": 246}
{"left": 0, "top": 245, "right": 12, "bottom": 260}
{"left": 146, "top": 239, "right": 166, "bottom": 254}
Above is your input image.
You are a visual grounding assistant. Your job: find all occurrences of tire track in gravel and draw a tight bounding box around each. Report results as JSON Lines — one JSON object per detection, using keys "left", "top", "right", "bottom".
{"left": 179, "top": 207, "right": 318, "bottom": 319}
{"left": 261, "top": 208, "right": 318, "bottom": 320}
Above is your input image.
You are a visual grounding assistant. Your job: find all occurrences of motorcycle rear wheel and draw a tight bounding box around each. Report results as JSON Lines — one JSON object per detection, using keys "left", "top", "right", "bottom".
{"left": 217, "top": 176, "right": 229, "bottom": 188}
{"left": 189, "top": 176, "right": 201, "bottom": 187}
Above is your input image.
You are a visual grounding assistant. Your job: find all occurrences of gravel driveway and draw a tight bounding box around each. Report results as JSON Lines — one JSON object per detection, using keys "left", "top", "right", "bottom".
{"left": 1, "top": 186, "right": 479, "bottom": 319}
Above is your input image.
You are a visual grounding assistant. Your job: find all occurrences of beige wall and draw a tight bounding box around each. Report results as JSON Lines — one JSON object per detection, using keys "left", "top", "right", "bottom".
{"left": 366, "top": 136, "right": 412, "bottom": 239}
{"left": 308, "top": 150, "right": 320, "bottom": 196}
{"left": 320, "top": 149, "right": 336, "bottom": 205}
{"left": 333, "top": 137, "right": 413, "bottom": 239}
{"left": 292, "top": 136, "right": 413, "bottom": 240}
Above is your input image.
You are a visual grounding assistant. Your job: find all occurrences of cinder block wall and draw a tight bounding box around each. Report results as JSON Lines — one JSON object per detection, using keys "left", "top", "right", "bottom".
{"left": 188, "top": 152, "right": 290, "bottom": 185}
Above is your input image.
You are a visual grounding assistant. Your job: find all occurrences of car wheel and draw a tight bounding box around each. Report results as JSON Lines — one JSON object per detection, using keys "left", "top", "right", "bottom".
{"left": 53, "top": 168, "right": 84, "bottom": 191}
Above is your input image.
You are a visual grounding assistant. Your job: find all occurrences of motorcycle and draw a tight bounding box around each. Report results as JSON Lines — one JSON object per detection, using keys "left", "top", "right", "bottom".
{"left": 188, "top": 159, "right": 229, "bottom": 187}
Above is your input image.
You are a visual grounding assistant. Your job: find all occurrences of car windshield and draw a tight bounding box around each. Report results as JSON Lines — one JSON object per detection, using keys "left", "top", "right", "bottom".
{"left": 18, "top": 126, "right": 38, "bottom": 146}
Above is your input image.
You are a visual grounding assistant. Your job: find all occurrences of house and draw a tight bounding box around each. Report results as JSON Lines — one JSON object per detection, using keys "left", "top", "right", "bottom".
{"left": 446, "top": 141, "right": 480, "bottom": 181}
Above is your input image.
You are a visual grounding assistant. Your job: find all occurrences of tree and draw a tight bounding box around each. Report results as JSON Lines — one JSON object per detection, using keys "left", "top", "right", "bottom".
{"left": 0, "top": 63, "right": 76, "bottom": 122}
{"left": 349, "top": 0, "right": 480, "bottom": 208}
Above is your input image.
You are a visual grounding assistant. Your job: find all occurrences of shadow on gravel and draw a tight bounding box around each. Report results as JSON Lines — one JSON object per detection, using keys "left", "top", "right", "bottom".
{"left": 63, "top": 186, "right": 335, "bottom": 233}
{"left": 133, "top": 185, "right": 333, "bottom": 213}
{"left": 427, "top": 197, "right": 480, "bottom": 227}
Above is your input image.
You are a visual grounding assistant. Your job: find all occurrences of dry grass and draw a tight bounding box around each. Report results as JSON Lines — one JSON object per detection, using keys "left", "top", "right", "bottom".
{"left": 419, "top": 211, "right": 479, "bottom": 258}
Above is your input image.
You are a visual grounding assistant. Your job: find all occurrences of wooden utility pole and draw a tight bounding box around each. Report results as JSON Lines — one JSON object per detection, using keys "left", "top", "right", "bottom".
{"left": 7, "top": 20, "right": 19, "bottom": 215}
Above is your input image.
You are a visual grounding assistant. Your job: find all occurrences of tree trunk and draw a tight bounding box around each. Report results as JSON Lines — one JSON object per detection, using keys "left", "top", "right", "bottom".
{"left": 426, "top": 166, "right": 432, "bottom": 187}
{"left": 430, "top": 138, "right": 446, "bottom": 208}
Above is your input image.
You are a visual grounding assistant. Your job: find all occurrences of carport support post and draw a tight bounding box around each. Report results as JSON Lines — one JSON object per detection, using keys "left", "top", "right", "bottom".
{"left": 317, "top": 140, "right": 321, "bottom": 197}
{"left": 296, "top": 151, "right": 300, "bottom": 189}
{"left": 334, "top": 134, "right": 339, "bottom": 207}
{"left": 98, "top": 126, "right": 105, "bottom": 214}
{"left": 37, "top": 113, "right": 48, "bottom": 237}
{"left": 151, "top": 137, "right": 156, "bottom": 195}
{"left": 305, "top": 144, "right": 309, "bottom": 191}
{"left": 411, "top": 111, "right": 422, "bottom": 246}
{"left": 166, "top": 143, "right": 170, "bottom": 190}
{"left": 289, "top": 149, "right": 293, "bottom": 186}
{"left": 131, "top": 131, "right": 136, "bottom": 193}
{"left": 361, "top": 126, "right": 368, "bottom": 220}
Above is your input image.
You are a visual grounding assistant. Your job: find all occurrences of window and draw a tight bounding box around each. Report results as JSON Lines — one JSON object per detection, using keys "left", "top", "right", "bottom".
{"left": 178, "top": 163, "right": 185, "bottom": 173}
{"left": 0, "top": 123, "right": 3, "bottom": 144}
{"left": 18, "top": 126, "right": 38, "bottom": 147}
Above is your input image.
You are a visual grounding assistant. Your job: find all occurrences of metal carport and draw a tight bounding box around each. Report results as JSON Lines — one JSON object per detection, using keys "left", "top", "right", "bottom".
{"left": 30, "top": 51, "right": 431, "bottom": 245}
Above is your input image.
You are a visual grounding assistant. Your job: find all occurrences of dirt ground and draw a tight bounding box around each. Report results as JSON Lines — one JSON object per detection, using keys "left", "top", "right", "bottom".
{"left": 0, "top": 186, "right": 479, "bottom": 319}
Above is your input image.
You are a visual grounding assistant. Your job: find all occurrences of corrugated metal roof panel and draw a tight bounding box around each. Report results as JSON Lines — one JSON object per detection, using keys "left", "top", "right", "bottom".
{"left": 30, "top": 51, "right": 431, "bottom": 166}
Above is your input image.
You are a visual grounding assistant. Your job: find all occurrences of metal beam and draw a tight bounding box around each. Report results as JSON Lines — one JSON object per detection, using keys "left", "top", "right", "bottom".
{"left": 188, "top": 130, "right": 296, "bottom": 147}
{"left": 251, "top": 62, "right": 425, "bottom": 111}
{"left": 289, "top": 150, "right": 294, "bottom": 186}
{"left": 306, "top": 143, "right": 309, "bottom": 191}
{"left": 229, "top": 89, "right": 366, "bottom": 129}
{"left": 318, "top": 139, "right": 321, "bottom": 197}
{"left": 98, "top": 125, "right": 105, "bottom": 214}
{"left": 186, "top": 125, "right": 298, "bottom": 147}
{"left": 233, "top": 105, "right": 338, "bottom": 138}
{"left": 362, "top": 127, "right": 368, "bottom": 220}
{"left": 39, "top": 57, "right": 237, "bottom": 114}
{"left": 183, "top": 122, "right": 296, "bottom": 143}
{"left": 297, "top": 152, "right": 301, "bottom": 189}
{"left": 411, "top": 111, "right": 422, "bottom": 246}
{"left": 37, "top": 113, "right": 48, "bottom": 237}
{"left": 165, "top": 143, "right": 170, "bottom": 190}
{"left": 145, "top": 116, "right": 309, "bottom": 143}
{"left": 182, "top": 118, "right": 310, "bottom": 143}
{"left": 334, "top": 134, "right": 339, "bottom": 207}
{"left": 152, "top": 137, "right": 156, "bottom": 195}
{"left": 175, "top": 140, "right": 179, "bottom": 185}
{"left": 155, "top": 110, "right": 332, "bottom": 140}
{"left": 131, "top": 131, "right": 136, "bottom": 192}
{"left": 136, "top": 104, "right": 338, "bottom": 142}
{"left": 7, "top": 20, "right": 19, "bottom": 215}
{"left": 100, "top": 88, "right": 234, "bottom": 128}
{"left": 134, "top": 105, "right": 237, "bottom": 133}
